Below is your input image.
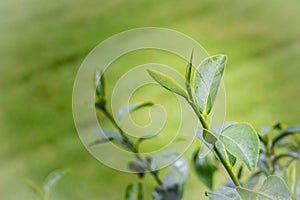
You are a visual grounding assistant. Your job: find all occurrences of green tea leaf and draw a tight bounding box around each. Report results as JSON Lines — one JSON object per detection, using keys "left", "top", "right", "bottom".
{"left": 147, "top": 69, "right": 188, "bottom": 99}
{"left": 43, "top": 170, "right": 67, "bottom": 196}
{"left": 259, "top": 175, "right": 291, "bottom": 200}
{"left": 125, "top": 182, "right": 143, "bottom": 200}
{"left": 193, "top": 55, "right": 226, "bottom": 115}
{"left": 219, "top": 123, "right": 259, "bottom": 171}
{"left": 207, "top": 186, "right": 241, "bottom": 200}
{"left": 192, "top": 149, "right": 216, "bottom": 189}
{"left": 236, "top": 187, "right": 260, "bottom": 200}
{"left": 237, "top": 175, "right": 292, "bottom": 200}
{"left": 117, "top": 101, "right": 154, "bottom": 121}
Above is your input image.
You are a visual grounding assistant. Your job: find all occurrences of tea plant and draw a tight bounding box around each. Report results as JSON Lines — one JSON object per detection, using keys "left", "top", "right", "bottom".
{"left": 91, "top": 53, "right": 300, "bottom": 199}
{"left": 147, "top": 53, "right": 300, "bottom": 199}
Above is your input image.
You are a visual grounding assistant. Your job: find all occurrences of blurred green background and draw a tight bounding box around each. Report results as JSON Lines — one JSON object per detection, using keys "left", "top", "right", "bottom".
{"left": 1, "top": 0, "right": 300, "bottom": 199}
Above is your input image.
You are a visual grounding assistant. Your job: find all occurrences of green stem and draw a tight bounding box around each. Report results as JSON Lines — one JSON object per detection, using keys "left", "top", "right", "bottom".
{"left": 187, "top": 100, "right": 208, "bottom": 129}
{"left": 101, "top": 108, "right": 137, "bottom": 152}
{"left": 187, "top": 98, "right": 240, "bottom": 187}
{"left": 214, "top": 145, "right": 240, "bottom": 187}
{"left": 150, "top": 171, "right": 162, "bottom": 185}
{"left": 101, "top": 107, "right": 163, "bottom": 185}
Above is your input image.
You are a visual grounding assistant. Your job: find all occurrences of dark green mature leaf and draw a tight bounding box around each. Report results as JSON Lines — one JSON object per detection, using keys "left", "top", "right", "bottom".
{"left": 193, "top": 149, "right": 216, "bottom": 189}
{"left": 193, "top": 55, "right": 226, "bottom": 115}
{"left": 117, "top": 101, "right": 154, "bottom": 121}
{"left": 207, "top": 186, "right": 240, "bottom": 200}
{"left": 219, "top": 123, "right": 259, "bottom": 171}
{"left": 43, "top": 170, "right": 67, "bottom": 196}
{"left": 147, "top": 69, "right": 188, "bottom": 99}
{"left": 125, "top": 182, "right": 143, "bottom": 200}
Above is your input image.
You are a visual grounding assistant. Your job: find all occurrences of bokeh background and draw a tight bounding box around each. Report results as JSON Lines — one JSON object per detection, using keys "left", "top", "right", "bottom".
{"left": 1, "top": 0, "right": 300, "bottom": 199}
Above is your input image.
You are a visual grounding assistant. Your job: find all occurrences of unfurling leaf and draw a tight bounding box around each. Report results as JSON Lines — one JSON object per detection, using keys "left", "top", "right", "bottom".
{"left": 147, "top": 69, "right": 188, "bottom": 99}
{"left": 219, "top": 123, "right": 259, "bottom": 171}
{"left": 117, "top": 101, "right": 154, "bottom": 121}
{"left": 185, "top": 50, "right": 194, "bottom": 84}
{"left": 95, "top": 69, "right": 106, "bottom": 97}
{"left": 192, "top": 149, "right": 216, "bottom": 189}
{"left": 125, "top": 182, "right": 143, "bottom": 200}
{"left": 193, "top": 55, "right": 226, "bottom": 115}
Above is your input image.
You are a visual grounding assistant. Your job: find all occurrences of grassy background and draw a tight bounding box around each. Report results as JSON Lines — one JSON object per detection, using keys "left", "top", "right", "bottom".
{"left": 1, "top": 0, "right": 300, "bottom": 199}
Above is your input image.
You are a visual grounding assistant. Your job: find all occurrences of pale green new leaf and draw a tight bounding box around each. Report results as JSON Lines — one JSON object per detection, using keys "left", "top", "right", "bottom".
{"left": 125, "top": 182, "right": 143, "bottom": 200}
{"left": 147, "top": 69, "right": 188, "bottom": 99}
{"left": 193, "top": 55, "right": 226, "bottom": 115}
{"left": 219, "top": 123, "right": 259, "bottom": 171}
